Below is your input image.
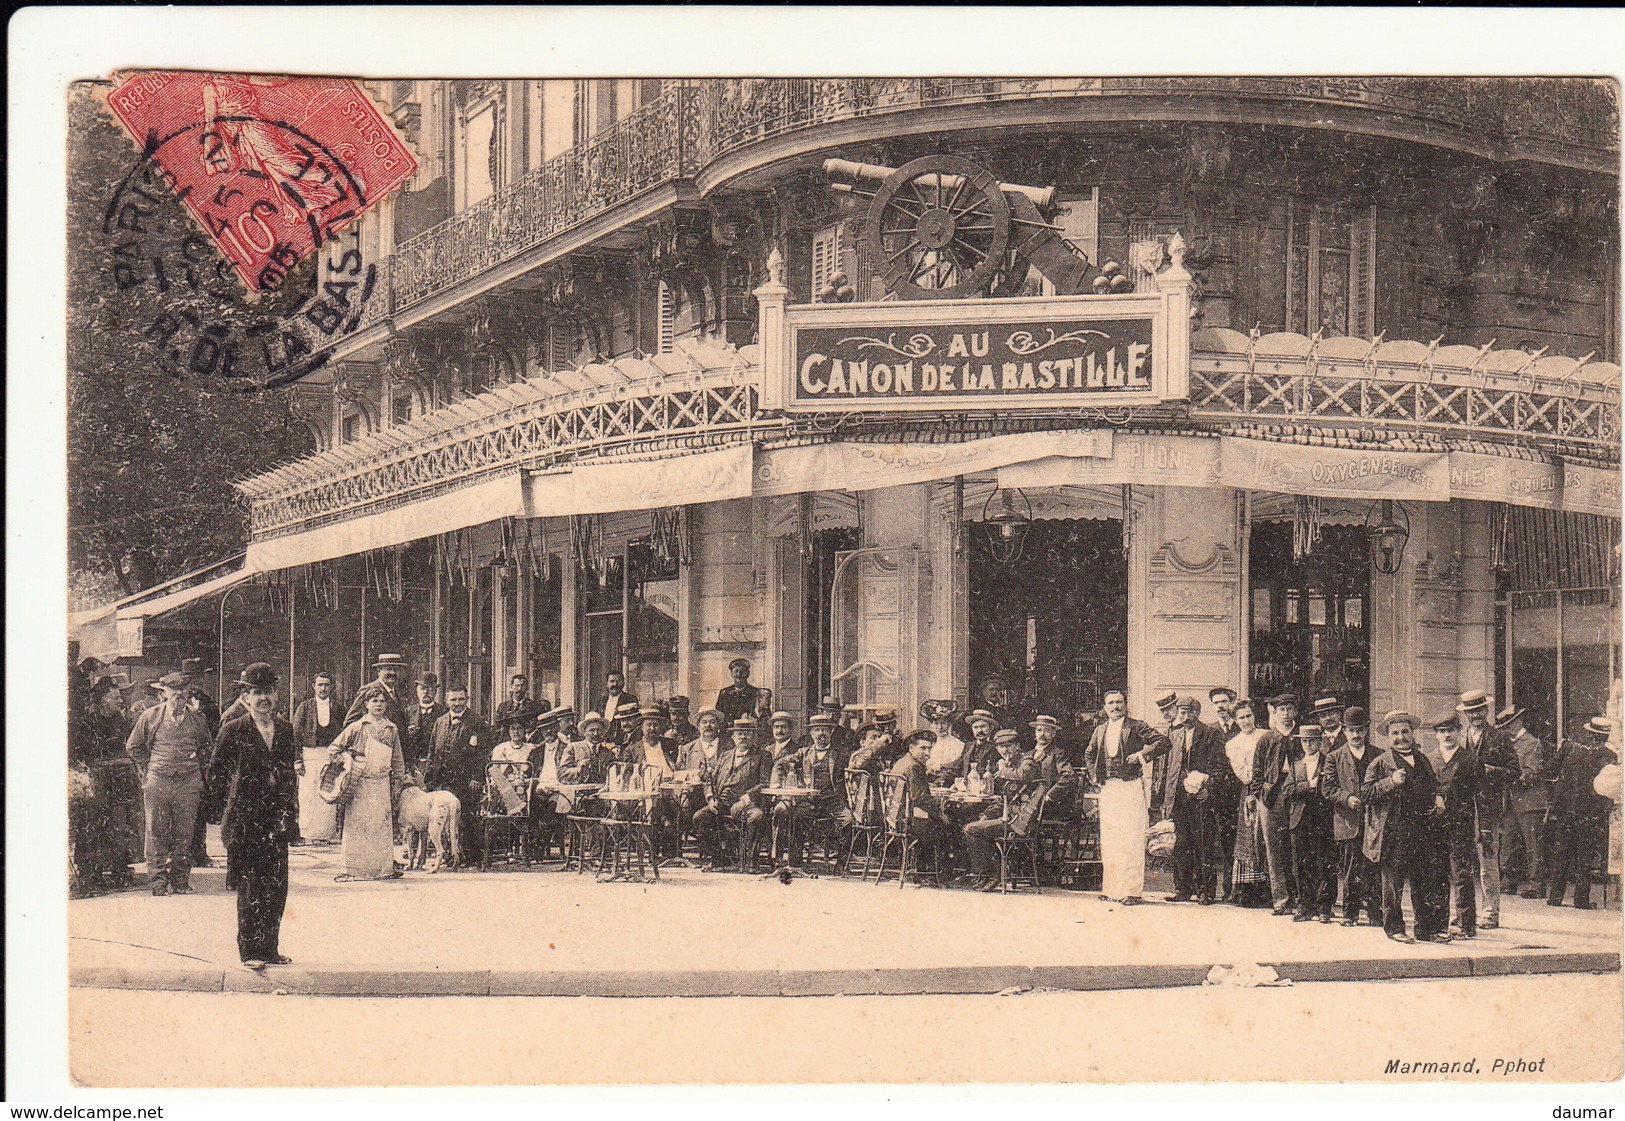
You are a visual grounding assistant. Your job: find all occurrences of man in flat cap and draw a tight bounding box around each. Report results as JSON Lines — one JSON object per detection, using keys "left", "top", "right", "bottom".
{"left": 125, "top": 671, "right": 213, "bottom": 895}
{"left": 208, "top": 664, "right": 299, "bottom": 969}
{"left": 714, "top": 658, "right": 767, "bottom": 728}
{"left": 661, "top": 696, "right": 698, "bottom": 763}
{"left": 1428, "top": 712, "right": 1484, "bottom": 938}
{"left": 1361, "top": 711, "right": 1449, "bottom": 943}
{"left": 696, "top": 716, "right": 772, "bottom": 870}
{"left": 1251, "top": 694, "right": 1303, "bottom": 915}
{"left": 1321, "top": 706, "right": 1382, "bottom": 925}
{"left": 346, "top": 654, "right": 410, "bottom": 732}
{"left": 1456, "top": 690, "right": 1521, "bottom": 929}
{"left": 1496, "top": 706, "right": 1551, "bottom": 898}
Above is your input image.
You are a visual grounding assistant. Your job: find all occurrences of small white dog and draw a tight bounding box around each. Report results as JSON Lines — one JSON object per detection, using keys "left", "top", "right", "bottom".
{"left": 395, "top": 784, "right": 461, "bottom": 872}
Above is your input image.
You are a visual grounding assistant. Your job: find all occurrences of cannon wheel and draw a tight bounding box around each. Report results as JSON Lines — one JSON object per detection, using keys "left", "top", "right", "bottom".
{"left": 862, "top": 155, "right": 1011, "bottom": 300}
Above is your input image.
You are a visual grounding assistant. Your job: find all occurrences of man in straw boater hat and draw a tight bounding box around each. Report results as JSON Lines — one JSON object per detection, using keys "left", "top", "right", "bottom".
{"left": 345, "top": 653, "right": 410, "bottom": 732}
{"left": 1321, "top": 706, "right": 1383, "bottom": 925}
{"left": 1495, "top": 704, "right": 1552, "bottom": 898}
{"left": 1427, "top": 711, "right": 1485, "bottom": 939}
{"left": 1312, "top": 695, "right": 1348, "bottom": 753}
{"left": 1542, "top": 714, "right": 1615, "bottom": 910}
{"left": 124, "top": 669, "right": 214, "bottom": 895}
{"left": 207, "top": 663, "right": 299, "bottom": 970}
{"left": 695, "top": 716, "right": 772, "bottom": 870}
{"left": 1360, "top": 710, "right": 1450, "bottom": 944}
{"left": 1455, "top": 690, "right": 1522, "bottom": 929}
{"left": 1082, "top": 689, "right": 1171, "bottom": 905}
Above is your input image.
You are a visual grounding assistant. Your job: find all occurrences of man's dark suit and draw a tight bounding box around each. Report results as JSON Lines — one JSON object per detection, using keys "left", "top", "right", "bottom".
{"left": 696, "top": 745, "right": 771, "bottom": 866}
{"left": 292, "top": 695, "right": 346, "bottom": 747}
{"left": 426, "top": 709, "right": 489, "bottom": 859}
{"left": 771, "top": 740, "right": 854, "bottom": 861}
{"left": 1361, "top": 748, "right": 1447, "bottom": 939}
{"left": 1322, "top": 741, "right": 1382, "bottom": 923}
{"left": 208, "top": 714, "right": 299, "bottom": 963}
{"left": 1284, "top": 748, "right": 1337, "bottom": 919}
{"left": 1081, "top": 718, "right": 1171, "bottom": 789}
{"left": 1428, "top": 741, "right": 1484, "bottom": 935}
{"left": 1250, "top": 729, "right": 1302, "bottom": 910}
{"left": 1543, "top": 740, "right": 1613, "bottom": 908}
{"left": 1156, "top": 720, "right": 1235, "bottom": 902}
{"left": 714, "top": 683, "right": 765, "bottom": 725}
{"left": 403, "top": 701, "right": 449, "bottom": 776}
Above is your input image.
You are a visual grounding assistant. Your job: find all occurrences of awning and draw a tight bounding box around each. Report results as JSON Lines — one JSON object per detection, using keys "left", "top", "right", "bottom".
{"left": 997, "top": 433, "right": 1219, "bottom": 490}
{"left": 246, "top": 471, "right": 528, "bottom": 572}
{"left": 757, "top": 430, "right": 1113, "bottom": 496}
{"left": 69, "top": 564, "right": 258, "bottom": 663}
{"left": 1218, "top": 437, "right": 1451, "bottom": 502}
{"left": 527, "top": 443, "right": 755, "bottom": 516}
{"left": 115, "top": 565, "right": 258, "bottom": 620}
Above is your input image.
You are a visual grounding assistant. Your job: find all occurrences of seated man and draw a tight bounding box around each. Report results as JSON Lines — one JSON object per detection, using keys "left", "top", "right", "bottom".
{"left": 770, "top": 711, "right": 854, "bottom": 866}
{"left": 695, "top": 717, "right": 772, "bottom": 870}
{"left": 559, "top": 712, "right": 615, "bottom": 785}
{"left": 885, "top": 730, "right": 955, "bottom": 856}
{"left": 942, "top": 710, "right": 1001, "bottom": 782}
{"left": 961, "top": 729, "right": 1041, "bottom": 890}
{"left": 850, "top": 722, "right": 903, "bottom": 773}
{"left": 766, "top": 711, "right": 803, "bottom": 769}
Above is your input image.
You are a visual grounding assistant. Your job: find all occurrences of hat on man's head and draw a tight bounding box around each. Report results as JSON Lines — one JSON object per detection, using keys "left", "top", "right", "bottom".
{"left": 902, "top": 729, "right": 938, "bottom": 750}
{"left": 578, "top": 711, "right": 607, "bottom": 730}
{"left": 1456, "top": 690, "right": 1491, "bottom": 714}
{"left": 416, "top": 672, "right": 440, "bottom": 689}
{"left": 820, "top": 695, "right": 843, "bottom": 711}
{"left": 1343, "top": 706, "right": 1368, "bottom": 729}
{"left": 1267, "top": 693, "right": 1299, "bottom": 709}
{"left": 981, "top": 672, "right": 1008, "bottom": 686}
{"left": 730, "top": 715, "right": 759, "bottom": 732}
{"left": 967, "top": 709, "right": 999, "bottom": 728}
{"left": 78, "top": 656, "right": 108, "bottom": 675}
{"left": 728, "top": 657, "right": 752, "bottom": 672}
{"left": 505, "top": 704, "right": 539, "bottom": 728}
{"left": 157, "top": 672, "right": 191, "bottom": 690}
{"left": 874, "top": 709, "right": 898, "bottom": 726}
{"left": 638, "top": 704, "right": 667, "bottom": 720}
{"left": 534, "top": 707, "right": 561, "bottom": 729}
{"left": 180, "top": 657, "right": 214, "bottom": 676}
{"left": 1154, "top": 689, "right": 1179, "bottom": 711}
{"left": 920, "top": 699, "right": 959, "bottom": 723}
{"left": 1495, "top": 705, "right": 1526, "bottom": 730}
{"left": 237, "top": 663, "right": 279, "bottom": 691}
{"left": 552, "top": 705, "right": 577, "bottom": 722}
{"left": 856, "top": 722, "right": 891, "bottom": 738}
{"left": 694, "top": 706, "right": 723, "bottom": 723}
{"left": 1296, "top": 724, "right": 1324, "bottom": 739}
{"left": 1429, "top": 713, "right": 1461, "bottom": 732}
{"left": 1177, "top": 695, "right": 1202, "bottom": 711}
{"left": 994, "top": 729, "right": 1021, "bottom": 745}
{"left": 1585, "top": 715, "right": 1614, "bottom": 738}
{"left": 1030, "top": 714, "right": 1061, "bottom": 731}
{"left": 372, "top": 653, "right": 406, "bottom": 670}
{"left": 808, "top": 712, "right": 839, "bottom": 729}
{"left": 1312, "top": 696, "right": 1343, "bottom": 714}
{"left": 666, "top": 695, "right": 690, "bottom": 712}
{"left": 768, "top": 710, "right": 794, "bottom": 726}
{"left": 1382, "top": 710, "right": 1417, "bottom": 729}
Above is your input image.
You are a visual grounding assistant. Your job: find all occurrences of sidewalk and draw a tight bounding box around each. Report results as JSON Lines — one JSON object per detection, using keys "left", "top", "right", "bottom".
{"left": 70, "top": 834, "right": 1621, "bottom": 997}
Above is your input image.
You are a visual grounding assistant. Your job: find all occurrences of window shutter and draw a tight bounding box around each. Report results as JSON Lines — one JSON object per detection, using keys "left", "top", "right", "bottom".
{"left": 656, "top": 281, "right": 675, "bottom": 354}
{"left": 811, "top": 224, "right": 845, "bottom": 297}
{"left": 1350, "top": 206, "right": 1377, "bottom": 337}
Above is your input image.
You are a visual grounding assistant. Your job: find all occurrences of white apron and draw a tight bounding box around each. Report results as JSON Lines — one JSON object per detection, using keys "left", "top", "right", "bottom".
{"left": 1099, "top": 776, "right": 1148, "bottom": 900}
{"left": 298, "top": 747, "right": 340, "bottom": 841}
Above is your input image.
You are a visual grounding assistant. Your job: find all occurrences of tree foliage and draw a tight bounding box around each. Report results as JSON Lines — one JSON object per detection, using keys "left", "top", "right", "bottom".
{"left": 67, "top": 84, "right": 320, "bottom": 597}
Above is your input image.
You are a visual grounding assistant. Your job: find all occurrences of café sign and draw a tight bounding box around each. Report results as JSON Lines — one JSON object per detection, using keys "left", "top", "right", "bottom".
{"left": 761, "top": 293, "right": 1186, "bottom": 413}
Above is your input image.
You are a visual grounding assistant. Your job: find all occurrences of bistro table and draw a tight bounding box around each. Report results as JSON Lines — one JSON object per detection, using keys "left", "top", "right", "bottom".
{"left": 656, "top": 778, "right": 702, "bottom": 866}
{"left": 762, "top": 786, "right": 818, "bottom": 879}
{"left": 591, "top": 788, "right": 659, "bottom": 882}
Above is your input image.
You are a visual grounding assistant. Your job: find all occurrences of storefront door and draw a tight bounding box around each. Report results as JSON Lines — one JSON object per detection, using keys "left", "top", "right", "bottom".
{"left": 1247, "top": 521, "right": 1370, "bottom": 706}
{"left": 967, "top": 518, "right": 1127, "bottom": 721}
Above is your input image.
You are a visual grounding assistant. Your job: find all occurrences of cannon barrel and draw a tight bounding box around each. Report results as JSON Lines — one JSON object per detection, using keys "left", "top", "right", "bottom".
{"left": 823, "top": 157, "right": 1055, "bottom": 211}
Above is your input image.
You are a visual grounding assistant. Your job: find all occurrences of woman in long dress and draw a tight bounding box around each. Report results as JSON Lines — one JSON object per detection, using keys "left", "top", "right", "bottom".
{"left": 1225, "top": 699, "right": 1272, "bottom": 907}
{"left": 329, "top": 694, "right": 405, "bottom": 881}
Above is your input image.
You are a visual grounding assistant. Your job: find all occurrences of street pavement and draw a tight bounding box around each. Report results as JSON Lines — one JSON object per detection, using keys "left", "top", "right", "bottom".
{"left": 69, "top": 830, "right": 1621, "bottom": 998}
{"left": 62, "top": 974, "right": 1625, "bottom": 1087}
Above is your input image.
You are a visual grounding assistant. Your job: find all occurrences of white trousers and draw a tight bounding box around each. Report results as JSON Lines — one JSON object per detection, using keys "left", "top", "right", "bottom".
{"left": 1099, "top": 777, "right": 1148, "bottom": 900}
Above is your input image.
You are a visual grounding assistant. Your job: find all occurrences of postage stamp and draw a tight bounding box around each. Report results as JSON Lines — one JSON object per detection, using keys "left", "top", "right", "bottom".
{"left": 106, "top": 71, "right": 416, "bottom": 292}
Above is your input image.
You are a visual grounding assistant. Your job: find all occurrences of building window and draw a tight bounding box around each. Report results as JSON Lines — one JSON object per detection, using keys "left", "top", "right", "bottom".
{"left": 1286, "top": 201, "right": 1376, "bottom": 337}
{"left": 341, "top": 412, "right": 363, "bottom": 444}
{"left": 811, "top": 223, "right": 846, "bottom": 298}
{"left": 656, "top": 281, "right": 675, "bottom": 354}
{"left": 460, "top": 95, "right": 503, "bottom": 208}
{"left": 391, "top": 393, "right": 414, "bottom": 426}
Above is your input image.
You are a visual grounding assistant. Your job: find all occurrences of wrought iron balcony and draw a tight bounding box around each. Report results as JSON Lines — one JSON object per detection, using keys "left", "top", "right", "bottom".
{"left": 352, "top": 78, "right": 1616, "bottom": 339}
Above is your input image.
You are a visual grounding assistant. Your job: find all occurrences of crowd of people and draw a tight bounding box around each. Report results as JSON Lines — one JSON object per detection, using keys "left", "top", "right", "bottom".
{"left": 68, "top": 645, "right": 1623, "bottom": 966}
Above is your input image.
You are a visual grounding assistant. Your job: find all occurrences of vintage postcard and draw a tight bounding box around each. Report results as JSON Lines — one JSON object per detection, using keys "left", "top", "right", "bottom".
{"left": 14, "top": 4, "right": 1625, "bottom": 1104}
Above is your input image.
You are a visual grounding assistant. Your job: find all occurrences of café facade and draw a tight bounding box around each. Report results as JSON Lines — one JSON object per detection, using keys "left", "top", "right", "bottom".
{"left": 90, "top": 79, "right": 1622, "bottom": 744}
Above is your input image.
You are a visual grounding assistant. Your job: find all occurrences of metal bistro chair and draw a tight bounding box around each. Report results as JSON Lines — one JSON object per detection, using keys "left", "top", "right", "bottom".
{"left": 1038, "top": 783, "right": 1102, "bottom": 891}
{"left": 598, "top": 762, "right": 662, "bottom": 883}
{"left": 480, "top": 759, "right": 533, "bottom": 871}
{"left": 872, "top": 772, "right": 943, "bottom": 888}
{"left": 994, "top": 781, "right": 1046, "bottom": 893}
{"left": 842, "top": 767, "right": 884, "bottom": 877}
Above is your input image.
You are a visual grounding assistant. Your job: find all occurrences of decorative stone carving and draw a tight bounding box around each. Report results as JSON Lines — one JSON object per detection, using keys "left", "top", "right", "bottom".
{"left": 1150, "top": 539, "right": 1240, "bottom": 578}
{"left": 1151, "top": 581, "right": 1233, "bottom": 619}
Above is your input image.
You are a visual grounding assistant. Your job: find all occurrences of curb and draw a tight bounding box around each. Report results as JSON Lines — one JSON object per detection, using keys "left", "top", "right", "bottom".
{"left": 71, "top": 951, "right": 1621, "bottom": 999}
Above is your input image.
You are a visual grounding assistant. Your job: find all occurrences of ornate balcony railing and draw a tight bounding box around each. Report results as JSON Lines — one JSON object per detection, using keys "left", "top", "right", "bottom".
{"left": 243, "top": 332, "right": 1619, "bottom": 540}
{"left": 352, "top": 78, "right": 1616, "bottom": 336}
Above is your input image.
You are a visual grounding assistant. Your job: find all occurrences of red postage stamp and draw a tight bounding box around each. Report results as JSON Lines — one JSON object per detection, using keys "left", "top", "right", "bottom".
{"left": 106, "top": 71, "right": 417, "bottom": 292}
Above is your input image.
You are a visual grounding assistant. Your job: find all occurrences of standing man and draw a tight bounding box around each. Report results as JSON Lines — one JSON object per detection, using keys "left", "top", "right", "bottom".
{"left": 124, "top": 671, "right": 212, "bottom": 895}
{"left": 1543, "top": 715, "right": 1614, "bottom": 910}
{"left": 292, "top": 672, "right": 345, "bottom": 844}
{"left": 1286, "top": 724, "right": 1337, "bottom": 923}
{"left": 426, "top": 685, "right": 489, "bottom": 862}
{"left": 598, "top": 672, "right": 641, "bottom": 744}
{"left": 1457, "top": 690, "right": 1521, "bottom": 930}
{"left": 1160, "top": 696, "right": 1234, "bottom": 905}
{"left": 1322, "top": 706, "right": 1382, "bottom": 926}
{"left": 346, "top": 654, "right": 410, "bottom": 732}
{"left": 1313, "top": 697, "right": 1348, "bottom": 753}
{"left": 1497, "top": 706, "right": 1552, "bottom": 898}
{"left": 493, "top": 672, "right": 533, "bottom": 730}
{"left": 714, "top": 658, "right": 767, "bottom": 727}
{"left": 1252, "top": 694, "right": 1304, "bottom": 916}
{"left": 1361, "top": 711, "right": 1450, "bottom": 944}
{"left": 1210, "top": 688, "right": 1240, "bottom": 741}
{"left": 404, "top": 672, "right": 447, "bottom": 778}
{"left": 208, "top": 664, "right": 299, "bottom": 969}
{"left": 1428, "top": 713, "right": 1484, "bottom": 939}
{"left": 1082, "top": 690, "right": 1171, "bottom": 905}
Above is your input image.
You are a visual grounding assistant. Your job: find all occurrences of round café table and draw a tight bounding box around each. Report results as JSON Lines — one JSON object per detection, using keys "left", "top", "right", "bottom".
{"left": 763, "top": 786, "right": 818, "bottom": 878}
{"left": 656, "top": 779, "right": 703, "bottom": 866}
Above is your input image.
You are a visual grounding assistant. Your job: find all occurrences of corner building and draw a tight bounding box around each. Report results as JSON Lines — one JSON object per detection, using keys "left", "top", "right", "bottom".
{"left": 224, "top": 79, "right": 1619, "bottom": 745}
